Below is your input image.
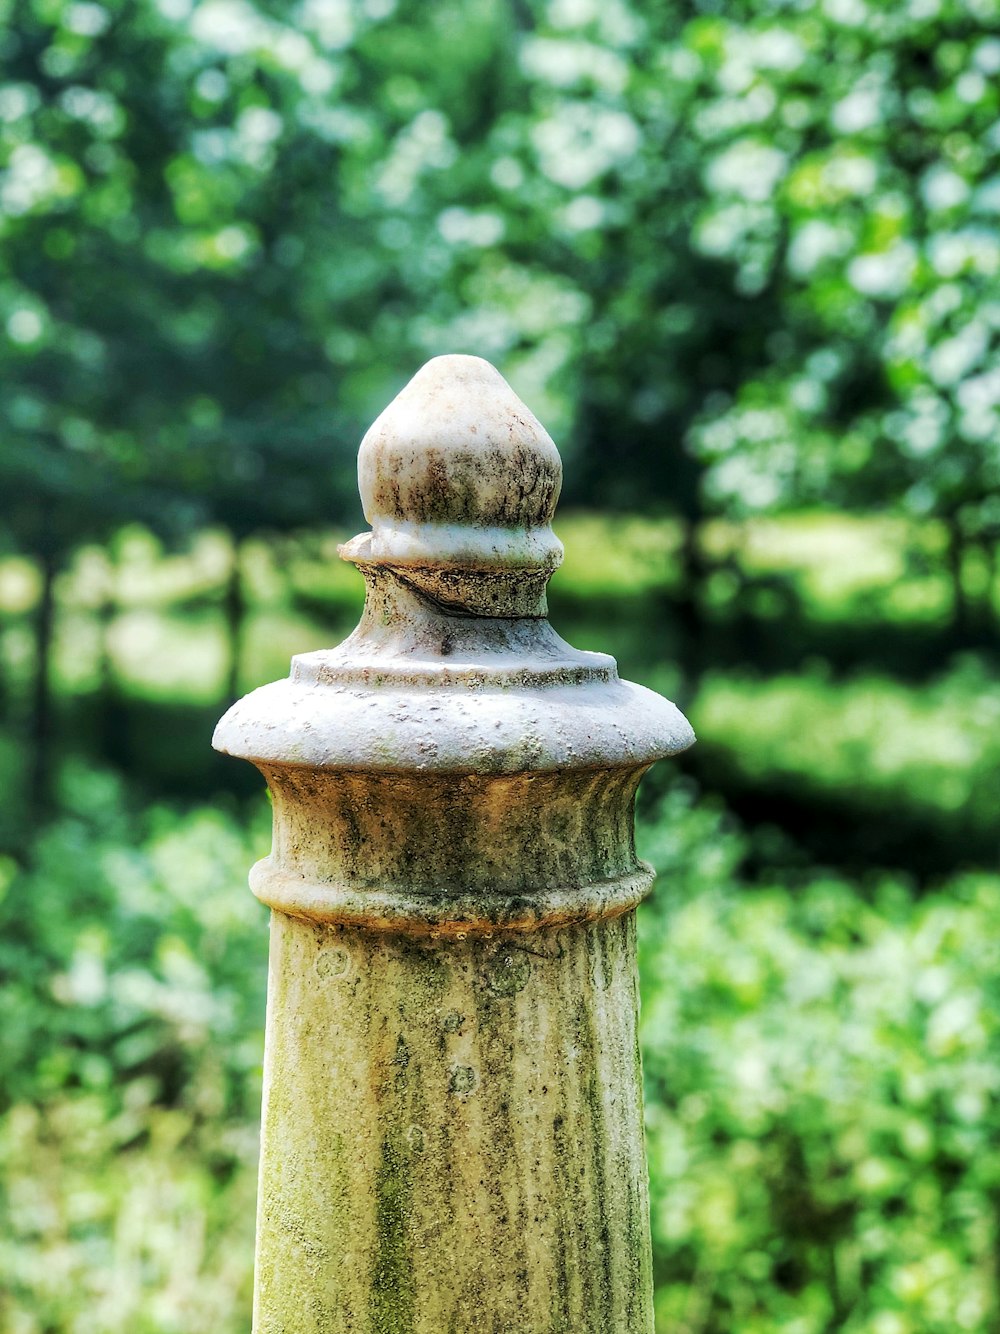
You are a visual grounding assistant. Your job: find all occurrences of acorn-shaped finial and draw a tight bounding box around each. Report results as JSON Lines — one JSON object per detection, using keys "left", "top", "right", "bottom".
{"left": 348, "top": 355, "right": 564, "bottom": 578}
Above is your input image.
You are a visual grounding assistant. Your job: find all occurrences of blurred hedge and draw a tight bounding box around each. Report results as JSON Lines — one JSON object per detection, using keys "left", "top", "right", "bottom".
{"left": 3, "top": 772, "right": 1000, "bottom": 1332}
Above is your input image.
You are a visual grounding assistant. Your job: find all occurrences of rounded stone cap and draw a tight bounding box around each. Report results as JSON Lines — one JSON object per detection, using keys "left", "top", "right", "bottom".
{"left": 356, "top": 354, "right": 563, "bottom": 571}
{"left": 213, "top": 673, "right": 695, "bottom": 776}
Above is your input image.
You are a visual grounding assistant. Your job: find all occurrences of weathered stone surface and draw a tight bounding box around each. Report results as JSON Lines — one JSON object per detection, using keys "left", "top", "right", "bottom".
{"left": 214, "top": 354, "right": 694, "bottom": 1334}
{"left": 356, "top": 354, "right": 564, "bottom": 574}
{"left": 255, "top": 913, "right": 651, "bottom": 1334}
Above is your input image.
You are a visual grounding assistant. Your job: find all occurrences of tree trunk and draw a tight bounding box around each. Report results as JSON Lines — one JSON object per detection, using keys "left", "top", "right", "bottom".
{"left": 672, "top": 515, "right": 710, "bottom": 674}
{"left": 96, "top": 551, "right": 122, "bottom": 767}
{"left": 224, "top": 535, "right": 246, "bottom": 704}
{"left": 0, "top": 612, "right": 9, "bottom": 731}
{"left": 29, "top": 546, "right": 58, "bottom": 822}
{"left": 972, "top": 536, "right": 997, "bottom": 629}
{"left": 945, "top": 516, "right": 969, "bottom": 640}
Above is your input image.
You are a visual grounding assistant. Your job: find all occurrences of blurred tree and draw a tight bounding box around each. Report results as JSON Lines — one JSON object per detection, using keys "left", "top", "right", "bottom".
{"left": 681, "top": 4, "right": 1000, "bottom": 633}
{"left": 3, "top": 0, "right": 998, "bottom": 797}
{"left": 0, "top": 0, "right": 383, "bottom": 765}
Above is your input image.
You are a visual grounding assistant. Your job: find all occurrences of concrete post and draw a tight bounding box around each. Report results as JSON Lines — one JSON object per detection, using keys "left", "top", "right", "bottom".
{"left": 214, "top": 355, "right": 694, "bottom": 1334}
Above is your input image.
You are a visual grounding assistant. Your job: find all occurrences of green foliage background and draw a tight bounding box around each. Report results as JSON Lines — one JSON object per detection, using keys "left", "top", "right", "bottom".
{"left": 1, "top": 0, "right": 998, "bottom": 1329}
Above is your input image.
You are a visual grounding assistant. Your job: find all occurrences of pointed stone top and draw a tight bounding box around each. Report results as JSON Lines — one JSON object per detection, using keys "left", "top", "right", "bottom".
{"left": 343, "top": 355, "right": 564, "bottom": 578}
{"left": 215, "top": 349, "right": 695, "bottom": 786}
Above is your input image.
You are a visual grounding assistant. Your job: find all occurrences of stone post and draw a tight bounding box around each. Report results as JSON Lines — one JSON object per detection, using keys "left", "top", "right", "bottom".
{"left": 214, "top": 355, "right": 694, "bottom": 1334}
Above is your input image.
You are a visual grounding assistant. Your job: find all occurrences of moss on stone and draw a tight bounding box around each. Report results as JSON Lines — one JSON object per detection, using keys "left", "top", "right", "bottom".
{"left": 370, "top": 1133, "right": 415, "bottom": 1334}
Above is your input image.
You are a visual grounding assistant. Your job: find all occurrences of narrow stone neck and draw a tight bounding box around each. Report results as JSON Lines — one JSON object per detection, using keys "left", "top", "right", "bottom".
{"left": 291, "top": 563, "right": 615, "bottom": 692}
{"left": 340, "top": 531, "right": 557, "bottom": 618}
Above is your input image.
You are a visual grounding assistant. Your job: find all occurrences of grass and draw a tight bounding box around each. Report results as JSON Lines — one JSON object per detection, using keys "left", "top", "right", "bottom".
{"left": 0, "top": 508, "right": 976, "bottom": 708}
{"left": 700, "top": 512, "right": 958, "bottom": 626}
{"left": 692, "top": 660, "right": 1000, "bottom": 814}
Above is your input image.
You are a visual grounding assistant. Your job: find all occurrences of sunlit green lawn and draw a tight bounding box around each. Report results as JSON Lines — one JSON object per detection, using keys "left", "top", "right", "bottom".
{"left": 0, "top": 509, "right": 975, "bottom": 710}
